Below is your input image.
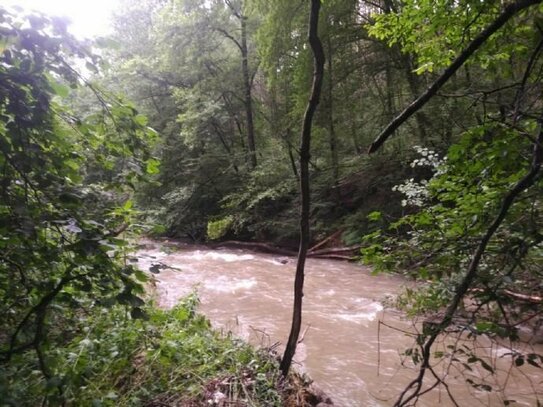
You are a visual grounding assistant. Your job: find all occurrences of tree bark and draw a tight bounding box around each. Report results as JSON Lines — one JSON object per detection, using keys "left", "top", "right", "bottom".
{"left": 399, "top": 53, "right": 430, "bottom": 142}
{"left": 280, "top": 0, "right": 325, "bottom": 377}
{"left": 241, "top": 13, "right": 257, "bottom": 168}
{"left": 218, "top": 1, "right": 257, "bottom": 168}
{"left": 326, "top": 34, "right": 340, "bottom": 203}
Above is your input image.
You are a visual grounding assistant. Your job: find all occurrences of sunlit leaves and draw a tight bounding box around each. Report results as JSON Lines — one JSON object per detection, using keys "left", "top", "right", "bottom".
{"left": 368, "top": 1, "right": 538, "bottom": 74}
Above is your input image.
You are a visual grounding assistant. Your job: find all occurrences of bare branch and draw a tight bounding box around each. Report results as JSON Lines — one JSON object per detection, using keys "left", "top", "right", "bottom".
{"left": 214, "top": 27, "right": 243, "bottom": 52}
{"left": 224, "top": 0, "right": 241, "bottom": 19}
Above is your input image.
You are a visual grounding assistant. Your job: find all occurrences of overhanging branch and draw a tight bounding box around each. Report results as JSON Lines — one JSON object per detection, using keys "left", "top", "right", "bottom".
{"left": 368, "top": 0, "right": 542, "bottom": 154}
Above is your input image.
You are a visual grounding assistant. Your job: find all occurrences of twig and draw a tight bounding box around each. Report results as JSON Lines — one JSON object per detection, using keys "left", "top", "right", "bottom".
{"left": 1, "top": 271, "right": 78, "bottom": 362}
{"left": 513, "top": 37, "right": 543, "bottom": 122}
{"left": 297, "top": 324, "right": 311, "bottom": 344}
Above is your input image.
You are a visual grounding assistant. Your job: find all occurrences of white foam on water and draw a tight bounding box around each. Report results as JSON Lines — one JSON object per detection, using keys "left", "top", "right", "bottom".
{"left": 205, "top": 276, "right": 257, "bottom": 293}
{"left": 262, "top": 258, "right": 290, "bottom": 266}
{"left": 335, "top": 302, "right": 384, "bottom": 323}
{"left": 184, "top": 251, "right": 255, "bottom": 262}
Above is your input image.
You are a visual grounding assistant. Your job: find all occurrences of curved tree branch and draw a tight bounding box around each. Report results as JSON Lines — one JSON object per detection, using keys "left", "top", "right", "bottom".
{"left": 1, "top": 271, "right": 78, "bottom": 362}
{"left": 394, "top": 123, "right": 543, "bottom": 406}
{"left": 368, "top": 0, "right": 542, "bottom": 154}
{"left": 214, "top": 27, "right": 243, "bottom": 52}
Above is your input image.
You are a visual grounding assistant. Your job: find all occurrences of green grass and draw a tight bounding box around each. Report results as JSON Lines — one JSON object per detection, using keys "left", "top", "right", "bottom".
{"left": 0, "top": 294, "right": 300, "bottom": 406}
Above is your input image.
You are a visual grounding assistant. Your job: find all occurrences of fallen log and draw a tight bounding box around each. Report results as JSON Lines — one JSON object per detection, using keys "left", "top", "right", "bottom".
{"left": 209, "top": 240, "right": 361, "bottom": 261}
{"left": 308, "top": 230, "right": 343, "bottom": 253}
{"left": 212, "top": 240, "right": 297, "bottom": 256}
{"left": 309, "top": 245, "right": 363, "bottom": 256}
{"left": 310, "top": 254, "right": 356, "bottom": 261}
{"left": 470, "top": 287, "right": 543, "bottom": 304}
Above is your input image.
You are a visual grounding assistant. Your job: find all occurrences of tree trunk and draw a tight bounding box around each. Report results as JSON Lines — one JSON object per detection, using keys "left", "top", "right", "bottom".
{"left": 287, "top": 134, "right": 299, "bottom": 179}
{"left": 241, "top": 14, "right": 257, "bottom": 168}
{"left": 272, "top": 83, "right": 299, "bottom": 179}
{"left": 326, "top": 34, "right": 340, "bottom": 203}
{"left": 280, "top": 0, "right": 325, "bottom": 377}
{"left": 399, "top": 53, "right": 430, "bottom": 142}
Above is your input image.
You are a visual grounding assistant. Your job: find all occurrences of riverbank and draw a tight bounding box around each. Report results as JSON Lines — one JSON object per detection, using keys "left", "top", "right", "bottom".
{"left": 140, "top": 241, "right": 336, "bottom": 406}
{"left": 150, "top": 235, "right": 362, "bottom": 261}
{"left": 0, "top": 293, "right": 332, "bottom": 406}
{"left": 136, "top": 238, "right": 404, "bottom": 405}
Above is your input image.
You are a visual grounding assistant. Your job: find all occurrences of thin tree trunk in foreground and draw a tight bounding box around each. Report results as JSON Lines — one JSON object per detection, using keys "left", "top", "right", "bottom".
{"left": 280, "top": 0, "right": 325, "bottom": 377}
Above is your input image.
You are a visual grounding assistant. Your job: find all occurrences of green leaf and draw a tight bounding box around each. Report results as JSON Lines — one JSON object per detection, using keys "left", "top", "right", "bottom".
{"left": 367, "top": 211, "right": 382, "bottom": 222}
{"left": 116, "top": 291, "right": 144, "bottom": 307}
{"left": 150, "top": 224, "right": 167, "bottom": 234}
{"left": 146, "top": 158, "right": 160, "bottom": 175}
{"left": 134, "top": 114, "right": 148, "bottom": 126}
{"left": 130, "top": 307, "right": 148, "bottom": 320}
{"left": 475, "top": 321, "right": 496, "bottom": 333}
{"left": 134, "top": 269, "right": 149, "bottom": 282}
{"left": 50, "top": 81, "right": 70, "bottom": 98}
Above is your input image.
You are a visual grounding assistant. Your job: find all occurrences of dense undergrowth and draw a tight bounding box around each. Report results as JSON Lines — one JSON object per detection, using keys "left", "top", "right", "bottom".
{"left": 0, "top": 294, "right": 316, "bottom": 407}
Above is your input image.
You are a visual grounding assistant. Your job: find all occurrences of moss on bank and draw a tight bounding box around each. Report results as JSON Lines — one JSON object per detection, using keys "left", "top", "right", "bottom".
{"left": 0, "top": 294, "right": 321, "bottom": 406}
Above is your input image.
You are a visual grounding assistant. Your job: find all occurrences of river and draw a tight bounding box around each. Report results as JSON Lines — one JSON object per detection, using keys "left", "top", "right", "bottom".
{"left": 136, "top": 239, "right": 543, "bottom": 406}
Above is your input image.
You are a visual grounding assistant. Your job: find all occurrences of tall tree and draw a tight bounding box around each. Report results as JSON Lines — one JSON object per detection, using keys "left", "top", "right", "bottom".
{"left": 280, "top": 0, "right": 325, "bottom": 376}
{"left": 222, "top": 0, "right": 258, "bottom": 168}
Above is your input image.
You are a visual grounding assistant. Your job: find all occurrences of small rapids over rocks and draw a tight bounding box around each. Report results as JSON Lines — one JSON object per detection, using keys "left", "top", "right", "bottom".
{"left": 136, "top": 239, "right": 543, "bottom": 406}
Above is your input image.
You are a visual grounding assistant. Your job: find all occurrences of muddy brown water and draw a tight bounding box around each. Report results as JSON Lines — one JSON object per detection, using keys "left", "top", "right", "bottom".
{"left": 136, "top": 239, "right": 543, "bottom": 406}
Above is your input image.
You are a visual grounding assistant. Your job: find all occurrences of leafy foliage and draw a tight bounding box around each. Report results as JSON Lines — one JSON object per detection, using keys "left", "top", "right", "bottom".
{"left": 0, "top": 296, "right": 288, "bottom": 406}
{"left": 108, "top": 0, "right": 424, "bottom": 244}
{"left": 368, "top": 0, "right": 536, "bottom": 74}
{"left": 0, "top": 7, "right": 157, "bottom": 402}
{"left": 364, "top": 122, "right": 543, "bottom": 311}
{"left": 207, "top": 215, "right": 235, "bottom": 240}
{"left": 3, "top": 0, "right": 539, "bottom": 404}
{"left": 362, "top": 2, "right": 543, "bottom": 403}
